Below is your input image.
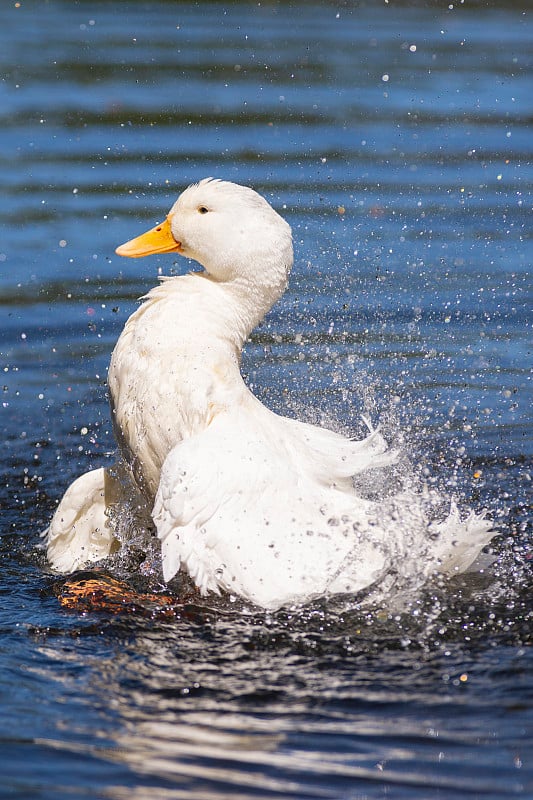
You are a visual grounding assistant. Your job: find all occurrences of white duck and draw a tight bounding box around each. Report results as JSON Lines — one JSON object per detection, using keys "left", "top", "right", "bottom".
{"left": 46, "top": 178, "right": 493, "bottom": 608}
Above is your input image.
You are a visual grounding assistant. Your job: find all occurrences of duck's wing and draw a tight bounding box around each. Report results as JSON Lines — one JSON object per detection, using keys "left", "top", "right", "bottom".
{"left": 152, "top": 410, "right": 389, "bottom": 609}
{"left": 278, "top": 413, "right": 398, "bottom": 487}
{"left": 152, "top": 405, "right": 494, "bottom": 610}
{"left": 426, "top": 500, "right": 494, "bottom": 575}
{"left": 45, "top": 467, "right": 121, "bottom": 572}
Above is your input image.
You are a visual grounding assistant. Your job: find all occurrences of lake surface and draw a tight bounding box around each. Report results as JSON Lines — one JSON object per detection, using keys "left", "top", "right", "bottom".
{"left": 0, "top": 1, "right": 531, "bottom": 798}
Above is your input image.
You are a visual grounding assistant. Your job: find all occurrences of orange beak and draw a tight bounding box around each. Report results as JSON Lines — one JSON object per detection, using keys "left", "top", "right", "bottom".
{"left": 115, "top": 216, "right": 182, "bottom": 258}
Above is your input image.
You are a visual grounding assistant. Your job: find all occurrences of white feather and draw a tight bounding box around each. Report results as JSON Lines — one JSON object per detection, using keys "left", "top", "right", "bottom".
{"left": 46, "top": 178, "right": 495, "bottom": 608}
{"left": 45, "top": 467, "right": 119, "bottom": 572}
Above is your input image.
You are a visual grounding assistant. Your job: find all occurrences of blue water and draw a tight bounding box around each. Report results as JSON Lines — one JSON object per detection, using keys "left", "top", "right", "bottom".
{"left": 0, "top": 1, "right": 531, "bottom": 798}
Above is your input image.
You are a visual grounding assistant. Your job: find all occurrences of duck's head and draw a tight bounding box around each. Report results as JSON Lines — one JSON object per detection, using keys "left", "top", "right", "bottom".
{"left": 116, "top": 178, "right": 293, "bottom": 294}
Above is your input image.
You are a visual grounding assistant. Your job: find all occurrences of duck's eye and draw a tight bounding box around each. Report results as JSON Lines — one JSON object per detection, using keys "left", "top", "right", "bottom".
{"left": 198, "top": 206, "right": 209, "bottom": 214}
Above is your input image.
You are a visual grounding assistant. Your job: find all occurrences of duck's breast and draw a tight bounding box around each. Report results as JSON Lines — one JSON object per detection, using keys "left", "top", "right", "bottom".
{"left": 108, "top": 278, "right": 245, "bottom": 499}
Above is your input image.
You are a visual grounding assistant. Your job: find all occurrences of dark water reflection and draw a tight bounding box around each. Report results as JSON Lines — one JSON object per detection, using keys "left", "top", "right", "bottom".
{"left": 0, "top": 1, "right": 532, "bottom": 798}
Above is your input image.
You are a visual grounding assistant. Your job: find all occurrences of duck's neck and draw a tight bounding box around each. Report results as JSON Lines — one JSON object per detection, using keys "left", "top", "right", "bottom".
{"left": 192, "top": 219, "right": 293, "bottom": 350}
{"left": 216, "top": 271, "right": 288, "bottom": 349}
